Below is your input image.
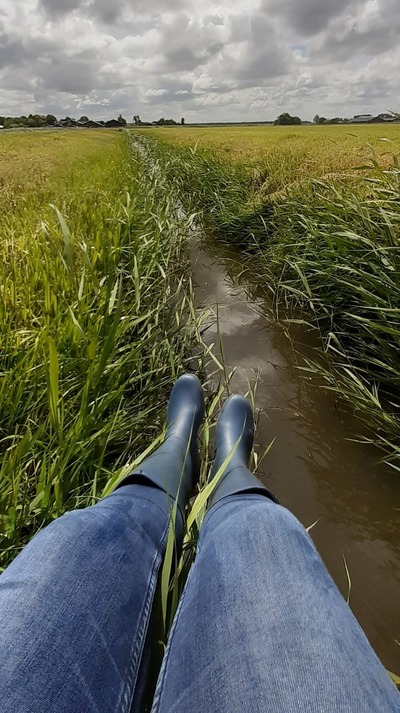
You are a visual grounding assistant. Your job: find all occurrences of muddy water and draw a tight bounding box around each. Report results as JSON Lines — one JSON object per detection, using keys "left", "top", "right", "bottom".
{"left": 193, "top": 240, "right": 400, "bottom": 673}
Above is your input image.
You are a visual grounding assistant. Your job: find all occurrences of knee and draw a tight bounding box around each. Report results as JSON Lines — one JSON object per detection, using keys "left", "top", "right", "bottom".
{"left": 33, "top": 504, "right": 114, "bottom": 556}
{"left": 254, "top": 500, "right": 304, "bottom": 534}
{"left": 206, "top": 497, "right": 307, "bottom": 548}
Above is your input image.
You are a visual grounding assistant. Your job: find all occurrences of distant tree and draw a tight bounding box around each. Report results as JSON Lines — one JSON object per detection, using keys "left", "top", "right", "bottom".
{"left": 79, "top": 115, "right": 89, "bottom": 123}
{"left": 33, "top": 114, "right": 46, "bottom": 127}
{"left": 274, "top": 113, "right": 301, "bottom": 126}
{"left": 25, "top": 114, "right": 46, "bottom": 128}
{"left": 181, "top": 117, "right": 185, "bottom": 125}
{"left": 313, "top": 114, "right": 320, "bottom": 124}
{"left": 45, "top": 114, "right": 58, "bottom": 125}
{"left": 133, "top": 115, "right": 141, "bottom": 125}
{"left": 117, "top": 113, "right": 127, "bottom": 126}
{"left": 319, "top": 117, "right": 327, "bottom": 125}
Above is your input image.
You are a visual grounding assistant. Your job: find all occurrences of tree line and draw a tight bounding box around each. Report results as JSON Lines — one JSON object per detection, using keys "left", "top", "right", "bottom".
{"left": 0, "top": 114, "right": 128, "bottom": 129}
{"left": 0, "top": 113, "right": 187, "bottom": 129}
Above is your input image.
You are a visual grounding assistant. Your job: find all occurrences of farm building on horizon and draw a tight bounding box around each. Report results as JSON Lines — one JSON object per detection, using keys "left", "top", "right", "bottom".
{"left": 57, "top": 118, "right": 124, "bottom": 128}
{"left": 348, "top": 113, "right": 397, "bottom": 123}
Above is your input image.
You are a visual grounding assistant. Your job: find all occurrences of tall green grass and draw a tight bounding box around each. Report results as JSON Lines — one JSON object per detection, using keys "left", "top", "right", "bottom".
{"left": 0, "top": 131, "right": 200, "bottom": 569}
{"left": 135, "top": 133, "right": 400, "bottom": 471}
{"left": 269, "top": 159, "right": 400, "bottom": 465}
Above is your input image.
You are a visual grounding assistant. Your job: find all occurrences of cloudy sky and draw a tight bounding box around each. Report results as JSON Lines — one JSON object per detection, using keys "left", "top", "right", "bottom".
{"left": 1, "top": 0, "right": 399, "bottom": 122}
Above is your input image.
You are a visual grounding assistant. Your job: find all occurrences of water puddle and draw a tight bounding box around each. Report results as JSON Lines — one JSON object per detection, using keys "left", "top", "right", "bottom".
{"left": 193, "top": 239, "right": 400, "bottom": 673}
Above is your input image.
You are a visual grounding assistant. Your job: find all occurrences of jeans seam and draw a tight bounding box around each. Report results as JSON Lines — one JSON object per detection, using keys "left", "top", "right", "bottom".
{"left": 117, "top": 517, "right": 171, "bottom": 713}
{"left": 150, "top": 565, "right": 194, "bottom": 712}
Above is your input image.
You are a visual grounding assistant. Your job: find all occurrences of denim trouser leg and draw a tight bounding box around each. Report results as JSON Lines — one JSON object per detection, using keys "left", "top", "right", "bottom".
{"left": 0, "top": 484, "right": 180, "bottom": 713}
{"left": 152, "top": 495, "right": 400, "bottom": 713}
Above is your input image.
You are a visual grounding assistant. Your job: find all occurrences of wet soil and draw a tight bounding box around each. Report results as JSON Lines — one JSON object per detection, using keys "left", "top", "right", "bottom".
{"left": 192, "top": 239, "right": 400, "bottom": 673}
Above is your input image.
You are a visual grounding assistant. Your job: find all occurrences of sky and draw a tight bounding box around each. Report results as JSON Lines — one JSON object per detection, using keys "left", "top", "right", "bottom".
{"left": 0, "top": 0, "right": 399, "bottom": 122}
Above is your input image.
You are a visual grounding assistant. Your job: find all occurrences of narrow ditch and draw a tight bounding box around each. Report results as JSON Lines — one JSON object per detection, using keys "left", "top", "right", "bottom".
{"left": 192, "top": 237, "right": 400, "bottom": 674}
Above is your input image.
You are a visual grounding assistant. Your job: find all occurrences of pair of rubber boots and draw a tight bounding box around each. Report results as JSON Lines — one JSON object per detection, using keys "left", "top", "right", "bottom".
{"left": 118, "top": 374, "right": 277, "bottom": 517}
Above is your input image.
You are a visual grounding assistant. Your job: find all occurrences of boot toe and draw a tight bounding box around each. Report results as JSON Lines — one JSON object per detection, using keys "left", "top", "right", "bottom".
{"left": 216, "top": 395, "right": 254, "bottom": 457}
{"left": 167, "top": 374, "right": 205, "bottom": 439}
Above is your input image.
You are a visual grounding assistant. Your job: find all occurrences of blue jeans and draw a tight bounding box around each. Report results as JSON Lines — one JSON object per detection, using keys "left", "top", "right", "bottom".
{"left": 0, "top": 486, "right": 399, "bottom": 712}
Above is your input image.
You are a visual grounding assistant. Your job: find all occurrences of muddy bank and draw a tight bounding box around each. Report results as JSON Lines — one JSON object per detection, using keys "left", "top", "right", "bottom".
{"left": 193, "top": 240, "right": 400, "bottom": 673}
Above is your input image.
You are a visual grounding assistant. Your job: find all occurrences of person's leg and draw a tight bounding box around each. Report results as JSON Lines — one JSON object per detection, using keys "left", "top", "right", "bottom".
{"left": 0, "top": 484, "right": 178, "bottom": 713}
{"left": 152, "top": 397, "right": 400, "bottom": 713}
{"left": 152, "top": 496, "right": 400, "bottom": 713}
{"left": 0, "top": 374, "right": 204, "bottom": 713}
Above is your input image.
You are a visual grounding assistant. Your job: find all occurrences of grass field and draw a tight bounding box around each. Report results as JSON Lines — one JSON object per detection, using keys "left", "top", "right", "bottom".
{"left": 135, "top": 124, "right": 400, "bottom": 470}
{"left": 146, "top": 124, "right": 400, "bottom": 192}
{"left": 0, "top": 129, "right": 199, "bottom": 568}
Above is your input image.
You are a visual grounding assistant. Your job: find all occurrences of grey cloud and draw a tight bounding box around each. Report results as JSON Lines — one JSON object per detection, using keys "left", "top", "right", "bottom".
{"left": 262, "top": 0, "right": 359, "bottom": 36}
{"left": 39, "top": 0, "right": 189, "bottom": 22}
{"left": 29, "top": 85, "right": 139, "bottom": 121}
{"left": 235, "top": 49, "right": 288, "bottom": 85}
{"left": 0, "top": 29, "right": 63, "bottom": 69}
{"left": 318, "top": 28, "right": 399, "bottom": 62}
{"left": 0, "top": 66, "right": 34, "bottom": 91}
{"left": 0, "top": 23, "right": 125, "bottom": 97}
{"left": 228, "top": 14, "right": 251, "bottom": 42}
{"left": 151, "top": 76, "right": 194, "bottom": 94}
{"left": 39, "top": 0, "right": 128, "bottom": 22}
{"left": 133, "top": 0, "right": 189, "bottom": 9}
{"left": 142, "top": 75, "right": 198, "bottom": 106}
{"left": 39, "top": 0, "right": 83, "bottom": 17}
{"left": 90, "top": 0, "right": 123, "bottom": 24}
{"left": 313, "top": 0, "right": 400, "bottom": 61}
{"left": 37, "top": 52, "right": 100, "bottom": 94}
{"left": 0, "top": 31, "right": 24, "bottom": 68}
{"left": 228, "top": 14, "right": 290, "bottom": 86}
{"left": 163, "top": 43, "right": 224, "bottom": 71}
{"left": 143, "top": 88, "right": 196, "bottom": 105}
{"left": 153, "top": 13, "right": 226, "bottom": 72}
{"left": 203, "top": 13, "right": 224, "bottom": 26}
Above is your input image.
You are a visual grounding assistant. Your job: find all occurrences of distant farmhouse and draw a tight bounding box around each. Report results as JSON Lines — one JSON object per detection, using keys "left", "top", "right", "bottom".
{"left": 104, "top": 119, "right": 124, "bottom": 128}
{"left": 58, "top": 118, "right": 124, "bottom": 128}
{"left": 348, "top": 113, "right": 397, "bottom": 124}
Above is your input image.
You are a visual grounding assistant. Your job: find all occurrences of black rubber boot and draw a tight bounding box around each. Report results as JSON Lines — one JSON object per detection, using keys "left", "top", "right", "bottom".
{"left": 116, "top": 374, "right": 204, "bottom": 515}
{"left": 208, "top": 395, "right": 278, "bottom": 509}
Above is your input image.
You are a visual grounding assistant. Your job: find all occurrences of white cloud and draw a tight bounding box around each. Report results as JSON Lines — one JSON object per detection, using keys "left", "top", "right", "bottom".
{"left": 0, "top": 0, "right": 399, "bottom": 121}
